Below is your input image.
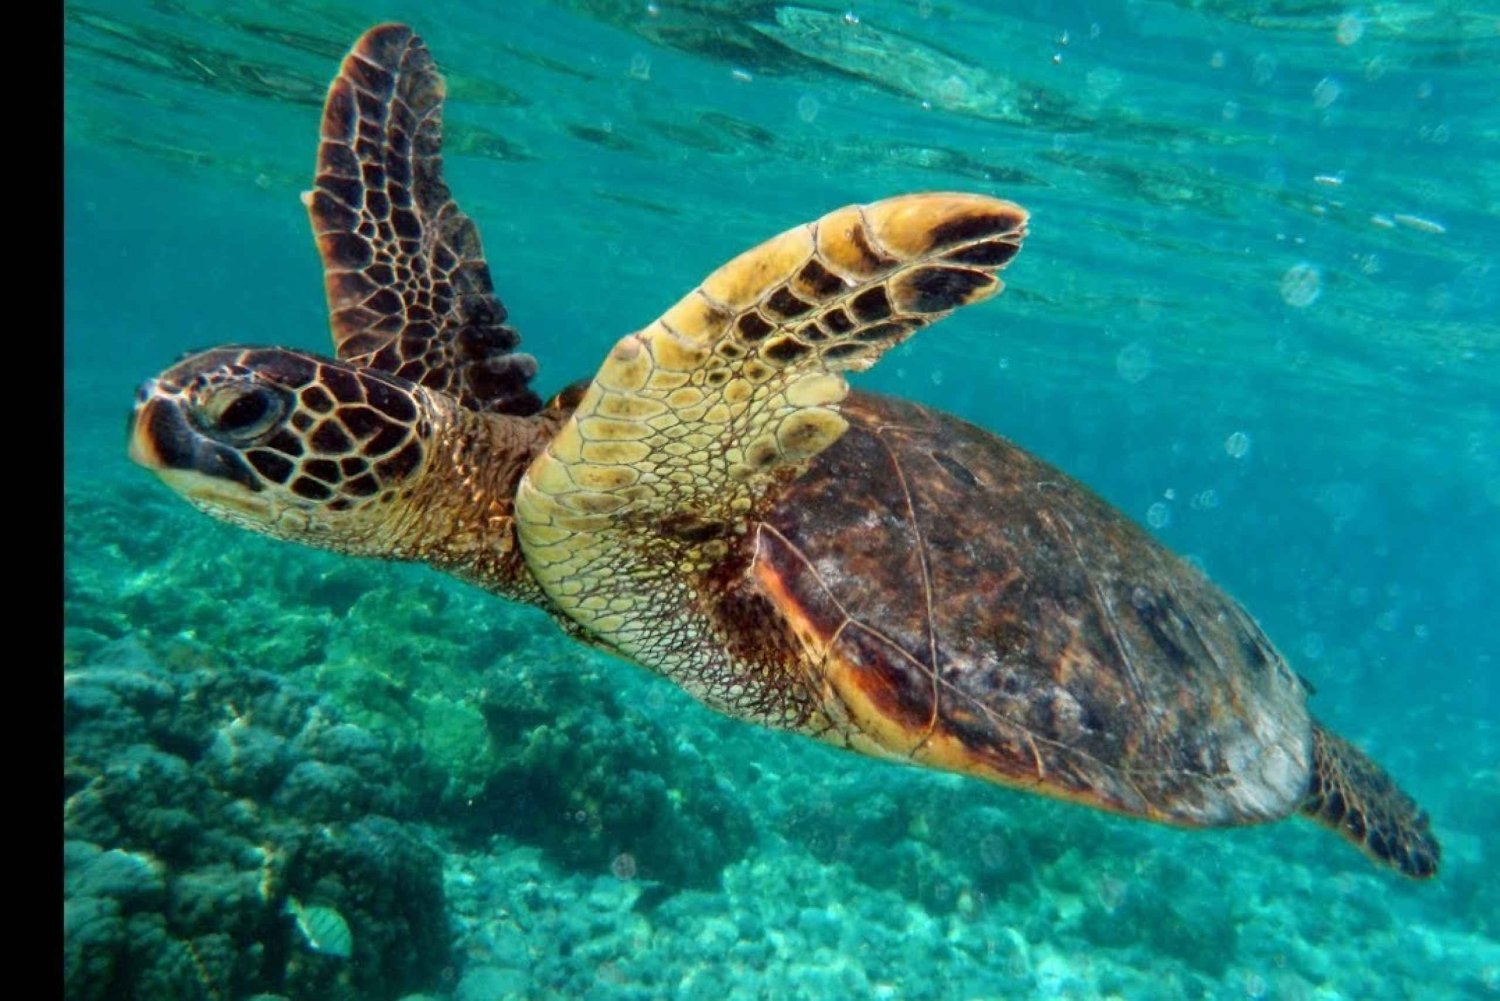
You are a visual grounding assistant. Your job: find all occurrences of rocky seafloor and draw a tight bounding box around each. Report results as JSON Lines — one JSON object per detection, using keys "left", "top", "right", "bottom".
{"left": 64, "top": 479, "right": 1498, "bottom": 1001}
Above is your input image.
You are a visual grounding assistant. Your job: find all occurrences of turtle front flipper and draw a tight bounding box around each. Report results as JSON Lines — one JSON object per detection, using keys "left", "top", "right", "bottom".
{"left": 306, "top": 23, "right": 542, "bottom": 416}
{"left": 1301, "top": 721, "right": 1440, "bottom": 878}
{"left": 515, "top": 194, "right": 1026, "bottom": 695}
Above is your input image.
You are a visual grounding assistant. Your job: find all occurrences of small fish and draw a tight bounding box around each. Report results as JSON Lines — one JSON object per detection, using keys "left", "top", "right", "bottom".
{"left": 285, "top": 896, "right": 353, "bottom": 959}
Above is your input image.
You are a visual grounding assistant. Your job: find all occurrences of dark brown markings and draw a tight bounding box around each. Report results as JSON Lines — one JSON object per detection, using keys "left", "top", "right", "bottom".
{"left": 375, "top": 440, "right": 423, "bottom": 481}
{"left": 843, "top": 222, "right": 897, "bottom": 275}
{"left": 931, "top": 450, "right": 978, "bottom": 488}
{"left": 822, "top": 308, "right": 855, "bottom": 335}
{"left": 661, "top": 512, "right": 728, "bottom": 545}
{"left": 943, "top": 241, "right": 1020, "bottom": 267}
{"left": 842, "top": 622, "right": 938, "bottom": 732}
{"left": 247, "top": 449, "right": 293, "bottom": 483}
{"left": 339, "top": 456, "right": 368, "bottom": 476}
{"left": 738, "top": 312, "right": 774, "bottom": 342}
{"left": 896, "top": 266, "right": 994, "bottom": 313}
{"left": 266, "top": 430, "right": 305, "bottom": 457}
{"left": 291, "top": 476, "right": 332, "bottom": 500}
{"left": 794, "top": 259, "right": 846, "bottom": 298}
{"left": 301, "top": 385, "right": 335, "bottom": 413}
{"left": 927, "top": 211, "right": 1023, "bottom": 251}
{"left": 1127, "top": 588, "right": 1195, "bottom": 674}
{"left": 311, "top": 421, "right": 353, "bottom": 454}
{"left": 763, "top": 337, "right": 812, "bottom": 364}
{"left": 363, "top": 378, "right": 418, "bottom": 421}
{"left": 345, "top": 473, "right": 380, "bottom": 497}
{"left": 364, "top": 423, "right": 406, "bottom": 455}
{"left": 822, "top": 343, "right": 867, "bottom": 362}
{"left": 850, "top": 286, "right": 892, "bottom": 322}
{"left": 321, "top": 365, "right": 364, "bottom": 403}
{"left": 245, "top": 349, "right": 318, "bottom": 388}
{"left": 854, "top": 320, "right": 916, "bottom": 344}
{"left": 342, "top": 406, "right": 384, "bottom": 439}
{"left": 303, "top": 458, "right": 340, "bottom": 483}
{"left": 764, "top": 287, "right": 814, "bottom": 319}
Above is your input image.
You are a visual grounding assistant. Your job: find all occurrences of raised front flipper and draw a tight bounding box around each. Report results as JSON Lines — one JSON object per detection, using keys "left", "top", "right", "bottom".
{"left": 515, "top": 194, "right": 1026, "bottom": 690}
{"left": 306, "top": 23, "right": 541, "bottom": 415}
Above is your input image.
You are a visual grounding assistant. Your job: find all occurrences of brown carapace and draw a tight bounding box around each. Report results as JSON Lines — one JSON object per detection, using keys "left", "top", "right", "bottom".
{"left": 129, "top": 23, "right": 1438, "bottom": 881}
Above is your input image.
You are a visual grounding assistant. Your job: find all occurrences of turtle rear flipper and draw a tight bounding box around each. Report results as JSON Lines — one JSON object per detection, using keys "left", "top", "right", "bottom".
{"left": 1301, "top": 721, "right": 1440, "bottom": 878}
{"left": 515, "top": 195, "right": 1026, "bottom": 678}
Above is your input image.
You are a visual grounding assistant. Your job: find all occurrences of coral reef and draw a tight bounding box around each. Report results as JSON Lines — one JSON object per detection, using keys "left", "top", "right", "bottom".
{"left": 63, "top": 633, "right": 449, "bottom": 1001}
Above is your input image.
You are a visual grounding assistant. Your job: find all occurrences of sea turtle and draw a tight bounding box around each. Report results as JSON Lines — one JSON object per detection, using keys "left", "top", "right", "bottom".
{"left": 129, "top": 23, "right": 1438, "bottom": 879}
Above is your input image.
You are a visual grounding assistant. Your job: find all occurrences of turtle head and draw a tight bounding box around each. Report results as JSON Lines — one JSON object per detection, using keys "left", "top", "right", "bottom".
{"left": 129, "top": 347, "right": 434, "bottom": 552}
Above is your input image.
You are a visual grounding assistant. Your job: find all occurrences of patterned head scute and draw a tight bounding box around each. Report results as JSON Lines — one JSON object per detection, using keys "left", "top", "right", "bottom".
{"left": 129, "top": 347, "right": 430, "bottom": 524}
{"left": 307, "top": 23, "right": 542, "bottom": 416}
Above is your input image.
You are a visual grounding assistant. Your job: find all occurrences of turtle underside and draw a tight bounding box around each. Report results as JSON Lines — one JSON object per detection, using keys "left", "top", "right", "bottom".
{"left": 745, "top": 392, "right": 1313, "bottom": 828}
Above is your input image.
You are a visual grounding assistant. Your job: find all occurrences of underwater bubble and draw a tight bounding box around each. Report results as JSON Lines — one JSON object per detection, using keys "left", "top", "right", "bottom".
{"left": 1252, "top": 53, "right": 1277, "bottom": 86}
{"left": 629, "top": 53, "right": 651, "bottom": 81}
{"left": 796, "top": 94, "right": 821, "bottom": 123}
{"left": 1225, "top": 431, "right": 1252, "bottom": 459}
{"left": 611, "top": 852, "right": 638, "bottom": 880}
{"left": 1279, "top": 263, "right": 1322, "bottom": 308}
{"left": 1146, "top": 502, "right": 1171, "bottom": 529}
{"left": 1192, "top": 489, "right": 1220, "bottom": 510}
{"left": 1336, "top": 13, "right": 1365, "bottom": 46}
{"left": 1095, "top": 874, "right": 1127, "bottom": 911}
{"left": 1209, "top": 50, "right": 1227, "bottom": 70}
{"left": 1115, "top": 342, "right": 1153, "bottom": 384}
{"left": 1301, "top": 633, "right": 1325, "bottom": 660}
{"left": 1313, "top": 76, "right": 1342, "bottom": 108}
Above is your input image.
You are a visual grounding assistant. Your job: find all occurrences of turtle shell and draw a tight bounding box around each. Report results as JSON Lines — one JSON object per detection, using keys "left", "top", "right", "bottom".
{"left": 752, "top": 392, "right": 1312, "bottom": 828}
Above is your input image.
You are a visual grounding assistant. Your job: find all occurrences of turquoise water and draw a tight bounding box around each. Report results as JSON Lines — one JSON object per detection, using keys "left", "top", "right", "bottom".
{"left": 64, "top": 1, "right": 1497, "bottom": 999}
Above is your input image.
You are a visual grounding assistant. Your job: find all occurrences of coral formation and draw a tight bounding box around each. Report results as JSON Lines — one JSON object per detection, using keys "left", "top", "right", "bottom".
{"left": 64, "top": 633, "right": 449, "bottom": 1001}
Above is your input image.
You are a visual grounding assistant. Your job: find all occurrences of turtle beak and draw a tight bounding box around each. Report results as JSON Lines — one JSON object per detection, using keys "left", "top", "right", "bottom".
{"left": 127, "top": 381, "right": 266, "bottom": 504}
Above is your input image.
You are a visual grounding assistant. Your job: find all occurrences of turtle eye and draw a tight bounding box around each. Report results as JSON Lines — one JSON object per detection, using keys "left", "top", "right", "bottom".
{"left": 198, "top": 385, "right": 286, "bottom": 442}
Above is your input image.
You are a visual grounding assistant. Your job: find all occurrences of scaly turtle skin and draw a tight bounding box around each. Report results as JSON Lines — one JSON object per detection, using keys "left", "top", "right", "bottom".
{"left": 129, "top": 24, "right": 1439, "bottom": 879}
